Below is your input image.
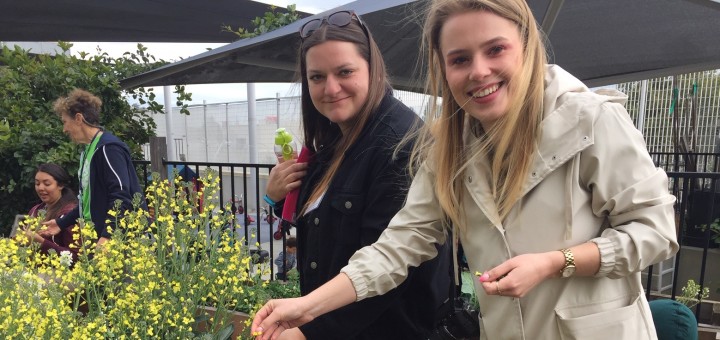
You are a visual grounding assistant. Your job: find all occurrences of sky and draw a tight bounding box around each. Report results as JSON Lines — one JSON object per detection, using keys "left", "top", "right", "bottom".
{"left": 71, "top": 0, "right": 352, "bottom": 105}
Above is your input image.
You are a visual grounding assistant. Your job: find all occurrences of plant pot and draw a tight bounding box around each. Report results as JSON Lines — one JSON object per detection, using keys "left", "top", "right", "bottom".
{"left": 196, "top": 306, "right": 250, "bottom": 339}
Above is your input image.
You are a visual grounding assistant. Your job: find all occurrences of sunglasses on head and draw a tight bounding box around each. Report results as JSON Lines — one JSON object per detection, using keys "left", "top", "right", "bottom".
{"left": 299, "top": 10, "right": 369, "bottom": 40}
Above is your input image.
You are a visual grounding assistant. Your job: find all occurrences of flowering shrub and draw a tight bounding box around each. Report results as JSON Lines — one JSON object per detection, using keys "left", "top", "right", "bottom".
{"left": 0, "top": 169, "right": 297, "bottom": 339}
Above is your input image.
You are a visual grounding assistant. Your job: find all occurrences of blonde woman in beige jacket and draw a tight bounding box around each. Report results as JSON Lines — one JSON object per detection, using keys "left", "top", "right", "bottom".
{"left": 251, "top": 1, "right": 679, "bottom": 339}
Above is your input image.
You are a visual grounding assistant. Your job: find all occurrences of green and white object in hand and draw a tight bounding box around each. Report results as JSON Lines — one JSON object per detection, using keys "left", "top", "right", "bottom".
{"left": 274, "top": 128, "right": 298, "bottom": 161}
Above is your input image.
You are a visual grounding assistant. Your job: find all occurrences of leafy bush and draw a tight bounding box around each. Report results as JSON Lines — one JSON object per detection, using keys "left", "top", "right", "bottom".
{"left": 222, "top": 5, "right": 300, "bottom": 39}
{"left": 0, "top": 42, "right": 190, "bottom": 234}
{"left": 0, "top": 170, "right": 298, "bottom": 339}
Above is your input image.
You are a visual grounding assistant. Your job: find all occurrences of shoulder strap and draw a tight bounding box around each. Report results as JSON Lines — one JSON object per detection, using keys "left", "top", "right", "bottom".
{"left": 449, "top": 227, "right": 462, "bottom": 300}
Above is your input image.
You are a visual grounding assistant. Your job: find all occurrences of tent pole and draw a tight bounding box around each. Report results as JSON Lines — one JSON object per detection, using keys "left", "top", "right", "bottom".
{"left": 248, "top": 83, "right": 258, "bottom": 212}
{"left": 541, "top": 0, "right": 565, "bottom": 34}
{"left": 637, "top": 80, "right": 648, "bottom": 134}
{"left": 164, "top": 86, "right": 176, "bottom": 162}
{"left": 204, "top": 100, "right": 209, "bottom": 162}
{"left": 226, "top": 103, "right": 230, "bottom": 162}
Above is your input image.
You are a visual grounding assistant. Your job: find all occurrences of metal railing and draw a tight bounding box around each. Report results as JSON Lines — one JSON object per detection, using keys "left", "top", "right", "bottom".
{"left": 644, "top": 170, "right": 720, "bottom": 322}
{"left": 650, "top": 152, "right": 720, "bottom": 174}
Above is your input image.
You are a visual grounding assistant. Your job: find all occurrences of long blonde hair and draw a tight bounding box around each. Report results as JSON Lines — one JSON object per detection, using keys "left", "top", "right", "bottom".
{"left": 412, "top": 0, "right": 547, "bottom": 231}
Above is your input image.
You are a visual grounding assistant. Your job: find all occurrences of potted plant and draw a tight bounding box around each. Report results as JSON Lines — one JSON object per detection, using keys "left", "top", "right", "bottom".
{"left": 678, "top": 279, "right": 711, "bottom": 309}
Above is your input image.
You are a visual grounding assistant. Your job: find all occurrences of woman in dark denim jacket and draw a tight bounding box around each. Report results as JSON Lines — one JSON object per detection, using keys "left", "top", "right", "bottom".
{"left": 262, "top": 10, "right": 451, "bottom": 340}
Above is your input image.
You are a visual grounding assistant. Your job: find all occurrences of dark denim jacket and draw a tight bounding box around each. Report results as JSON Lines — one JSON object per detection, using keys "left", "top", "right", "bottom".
{"left": 276, "top": 94, "right": 451, "bottom": 340}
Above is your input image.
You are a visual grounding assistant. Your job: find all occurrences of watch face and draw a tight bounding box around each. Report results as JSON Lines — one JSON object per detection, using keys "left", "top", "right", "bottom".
{"left": 562, "top": 265, "right": 576, "bottom": 278}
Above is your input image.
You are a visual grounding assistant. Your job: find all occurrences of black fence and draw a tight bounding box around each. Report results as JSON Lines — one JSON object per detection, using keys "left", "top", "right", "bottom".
{"left": 650, "top": 152, "right": 720, "bottom": 173}
{"left": 646, "top": 170, "right": 720, "bottom": 323}
{"left": 134, "top": 154, "right": 720, "bottom": 323}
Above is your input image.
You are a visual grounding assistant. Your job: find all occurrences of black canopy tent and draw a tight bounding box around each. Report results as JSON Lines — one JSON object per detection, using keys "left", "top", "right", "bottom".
{"left": 120, "top": 0, "right": 425, "bottom": 90}
{"left": 119, "top": 0, "right": 720, "bottom": 92}
{"left": 0, "top": 0, "right": 307, "bottom": 43}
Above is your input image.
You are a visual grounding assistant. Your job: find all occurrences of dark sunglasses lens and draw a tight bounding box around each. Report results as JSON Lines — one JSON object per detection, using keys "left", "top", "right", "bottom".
{"left": 327, "top": 11, "right": 353, "bottom": 27}
{"left": 301, "top": 19, "right": 322, "bottom": 38}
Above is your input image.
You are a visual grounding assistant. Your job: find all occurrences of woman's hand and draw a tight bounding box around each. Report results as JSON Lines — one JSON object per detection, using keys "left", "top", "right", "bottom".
{"left": 266, "top": 160, "right": 308, "bottom": 202}
{"left": 22, "top": 228, "right": 45, "bottom": 244}
{"left": 38, "top": 219, "right": 60, "bottom": 237}
{"left": 478, "top": 251, "right": 563, "bottom": 298}
{"left": 252, "top": 274, "right": 357, "bottom": 339}
{"left": 251, "top": 297, "right": 314, "bottom": 340}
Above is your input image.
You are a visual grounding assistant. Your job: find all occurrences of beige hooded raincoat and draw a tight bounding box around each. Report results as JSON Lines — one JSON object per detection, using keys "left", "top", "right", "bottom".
{"left": 342, "top": 65, "right": 679, "bottom": 340}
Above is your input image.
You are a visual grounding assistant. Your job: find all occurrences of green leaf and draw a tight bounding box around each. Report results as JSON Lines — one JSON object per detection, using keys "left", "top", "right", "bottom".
{"left": 194, "top": 313, "right": 210, "bottom": 324}
{"left": 223, "top": 3, "right": 300, "bottom": 39}
{"left": 215, "top": 324, "right": 234, "bottom": 340}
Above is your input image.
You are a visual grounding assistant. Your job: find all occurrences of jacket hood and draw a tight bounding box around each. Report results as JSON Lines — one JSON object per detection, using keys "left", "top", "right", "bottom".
{"left": 97, "top": 131, "right": 131, "bottom": 153}
{"left": 543, "top": 64, "right": 627, "bottom": 118}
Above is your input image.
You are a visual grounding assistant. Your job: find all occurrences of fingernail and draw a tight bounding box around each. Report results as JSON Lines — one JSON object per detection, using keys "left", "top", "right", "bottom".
{"left": 479, "top": 273, "right": 490, "bottom": 282}
{"left": 252, "top": 327, "right": 263, "bottom": 337}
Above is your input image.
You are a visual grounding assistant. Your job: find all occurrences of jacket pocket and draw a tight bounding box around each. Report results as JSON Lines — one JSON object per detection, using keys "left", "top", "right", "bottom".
{"left": 329, "top": 192, "right": 364, "bottom": 243}
{"left": 555, "top": 294, "right": 654, "bottom": 340}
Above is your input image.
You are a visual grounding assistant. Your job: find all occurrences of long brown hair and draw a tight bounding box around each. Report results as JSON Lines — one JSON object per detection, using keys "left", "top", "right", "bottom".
{"left": 298, "top": 14, "right": 391, "bottom": 213}
{"left": 413, "top": 0, "right": 547, "bottom": 231}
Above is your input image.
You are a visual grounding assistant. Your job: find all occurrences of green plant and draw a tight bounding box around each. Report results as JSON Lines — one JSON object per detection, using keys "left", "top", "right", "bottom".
{"left": 678, "top": 279, "right": 710, "bottom": 308}
{"left": 0, "top": 170, "right": 299, "bottom": 339}
{"left": 237, "top": 269, "right": 301, "bottom": 339}
{"left": 700, "top": 218, "right": 720, "bottom": 245}
{"left": 0, "top": 42, "right": 192, "bottom": 234}
{"left": 222, "top": 5, "right": 300, "bottom": 39}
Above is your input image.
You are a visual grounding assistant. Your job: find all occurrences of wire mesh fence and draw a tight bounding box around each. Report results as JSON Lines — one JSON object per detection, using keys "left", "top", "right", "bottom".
{"left": 618, "top": 70, "right": 720, "bottom": 154}
{"left": 145, "top": 70, "right": 720, "bottom": 164}
{"left": 145, "top": 90, "right": 433, "bottom": 163}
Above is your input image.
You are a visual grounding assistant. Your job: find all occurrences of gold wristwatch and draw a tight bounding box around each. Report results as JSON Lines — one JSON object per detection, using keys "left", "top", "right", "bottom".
{"left": 559, "top": 248, "right": 576, "bottom": 278}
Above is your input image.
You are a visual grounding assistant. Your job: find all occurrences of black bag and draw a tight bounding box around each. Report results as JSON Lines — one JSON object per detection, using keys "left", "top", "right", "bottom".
{"left": 427, "top": 243, "right": 480, "bottom": 340}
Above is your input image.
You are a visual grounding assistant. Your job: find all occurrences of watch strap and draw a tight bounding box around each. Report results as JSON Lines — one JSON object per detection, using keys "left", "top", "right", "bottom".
{"left": 560, "top": 248, "right": 575, "bottom": 275}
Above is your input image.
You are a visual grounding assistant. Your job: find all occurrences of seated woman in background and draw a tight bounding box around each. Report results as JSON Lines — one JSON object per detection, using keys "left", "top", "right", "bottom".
{"left": 23, "top": 163, "right": 79, "bottom": 264}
